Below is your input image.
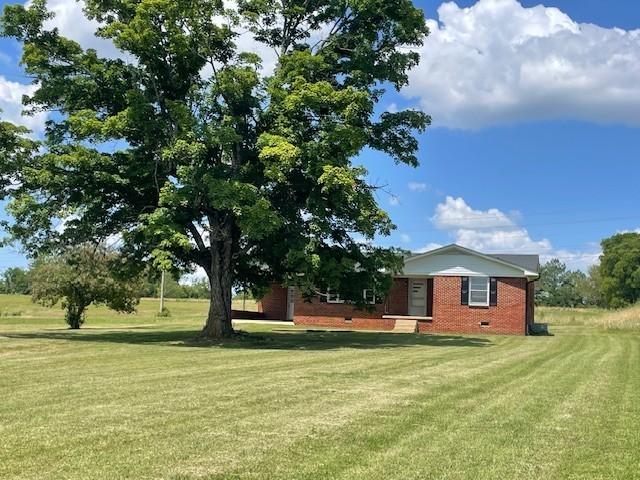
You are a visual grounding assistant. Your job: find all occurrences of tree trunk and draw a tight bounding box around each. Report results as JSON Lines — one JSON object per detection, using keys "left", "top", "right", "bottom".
{"left": 199, "top": 224, "right": 235, "bottom": 338}
{"left": 65, "top": 303, "right": 86, "bottom": 329}
{"left": 201, "top": 281, "right": 234, "bottom": 338}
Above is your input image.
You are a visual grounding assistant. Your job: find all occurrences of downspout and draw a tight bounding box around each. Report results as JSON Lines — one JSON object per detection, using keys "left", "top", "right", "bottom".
{"left": 526, "top": 275, "right": 540, "bottom": 335}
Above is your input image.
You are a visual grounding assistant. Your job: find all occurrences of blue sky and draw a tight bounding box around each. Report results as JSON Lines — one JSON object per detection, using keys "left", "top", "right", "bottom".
{"left": 1, "top": 0, "right": 639, "bottom": 271}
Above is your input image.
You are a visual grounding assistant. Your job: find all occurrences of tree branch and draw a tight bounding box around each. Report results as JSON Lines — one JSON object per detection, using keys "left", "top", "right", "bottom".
{"left": 188, "top": 222, "right": 208, "bottom": 253}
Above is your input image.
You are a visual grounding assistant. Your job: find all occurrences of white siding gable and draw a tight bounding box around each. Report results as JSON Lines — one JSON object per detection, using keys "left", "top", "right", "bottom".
{"left": 402, "top": 251, "right": 526, "bottom": 278}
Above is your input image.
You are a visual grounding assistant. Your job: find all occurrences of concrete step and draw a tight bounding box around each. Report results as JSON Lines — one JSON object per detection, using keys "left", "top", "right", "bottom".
{"left": 392, "top": 319, "right": 418, "bottom": 333}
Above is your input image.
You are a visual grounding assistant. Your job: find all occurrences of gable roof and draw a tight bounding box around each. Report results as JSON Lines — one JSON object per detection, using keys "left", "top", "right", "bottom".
{"left": 405, "top": 244, "right": 540, "bottom": 279}
{"left": 488, "top": 254, "right": 539, "bottom": 274}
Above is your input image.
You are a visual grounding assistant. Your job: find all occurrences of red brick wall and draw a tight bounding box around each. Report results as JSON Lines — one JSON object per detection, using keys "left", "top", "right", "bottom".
{"left": 420, "top": 276, "right": 527, "bottom": 335}
{"left": 259, "top": 284, "right": 288, "bottom": 320}
{"left": 261, "top": 277, "right": 528, "bottom": 335}
{"left": 292, "top": 278, "right": 408, "bottom": 330}
{"left": 294, "top": 316, "right": 397, "bottom": 330}
{"left": 387, "top": 278, "right": 409, "bottom": 316}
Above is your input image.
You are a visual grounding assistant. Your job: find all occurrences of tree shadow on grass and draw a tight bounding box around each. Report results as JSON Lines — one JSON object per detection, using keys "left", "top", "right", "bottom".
{"left": 3, "top": 327, "right": 493, "bottom": 350}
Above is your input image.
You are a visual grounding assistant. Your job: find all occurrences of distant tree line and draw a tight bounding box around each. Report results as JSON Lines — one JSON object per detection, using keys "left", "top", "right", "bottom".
{"left": 537, "top": 232, "right": 640, "bottom": 309}
{"left": 141, "top": 275, "right": 210, "bottom": 300}
{"left": 0, "top": 264, "right": 210, "bottom": 299}
{"left": 4, "top": 232, "right": 639, "bottom": 311}
{"left": 0, "top": 267, "right": 32, "bottom": 295}
{"left": 535, "top": 259, "right": 600, "bottom": 307}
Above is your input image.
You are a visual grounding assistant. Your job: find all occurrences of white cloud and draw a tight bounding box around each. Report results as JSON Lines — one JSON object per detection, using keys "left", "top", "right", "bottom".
{"left": 20, "top": 0, "right": 640, "bottom": 131}
{"left": 389, "top": 195, "right": 400, "bottom": 206}
{"left": 543, "top": 250, "right": 601, "bottom": 272}
{"left": 431, "top": 196, "right": 517, "bottom": 230}
{"left": 453, "top": 227, "right": 552, "bottom": 254}
{"left": 408, "top": 181, "right": 428, "bottom": 192}
{"left": 29, "top": 0, "right": 124, "bottom": 60}
{"left": 400, "top": 233, "right": 411, "bottom": 243}
{"left": 617, "top": 227, "right": 640, "bottom": 234}
{"left": 416, "top": 242, "right": 444, "bottom": 253}
{"left": 0, "top": 76, "right": 47, "bottom": 133}
{"left": 430, "top": 195, "right": 600, "bottom": 270}
{"left": 403, "top": 0, "right": 640, "bottom": 129}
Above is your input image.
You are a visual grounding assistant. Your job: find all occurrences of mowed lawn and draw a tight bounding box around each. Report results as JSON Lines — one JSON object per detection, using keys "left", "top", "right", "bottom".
{"left": 1, "top": 295, "right": 639, "bottom": 479}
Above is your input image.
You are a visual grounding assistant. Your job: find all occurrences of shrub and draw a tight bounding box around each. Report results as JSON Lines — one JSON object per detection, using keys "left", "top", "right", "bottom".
{"left": 31, "top": 244, "right": 143, "bottom": 329}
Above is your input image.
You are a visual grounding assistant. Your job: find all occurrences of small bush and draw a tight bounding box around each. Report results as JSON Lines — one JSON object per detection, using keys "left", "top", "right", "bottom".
{"left": 156, "top": 307, "right": 171, "bottom": 317}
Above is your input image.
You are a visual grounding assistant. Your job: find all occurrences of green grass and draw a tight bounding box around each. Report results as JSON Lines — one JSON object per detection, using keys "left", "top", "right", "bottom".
{"left": 1, "top": 296, "right": 639, "bottom": 479}
{"left": 539, "top": 305, "right": 640, "bottom": 330}
{"left": 0, "top": 294, "right": 258, "bottom": 329}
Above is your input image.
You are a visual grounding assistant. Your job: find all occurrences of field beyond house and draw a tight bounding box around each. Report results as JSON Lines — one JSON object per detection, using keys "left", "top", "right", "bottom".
{"left": 1, "top": 295, "right": 639, "bottom": 480}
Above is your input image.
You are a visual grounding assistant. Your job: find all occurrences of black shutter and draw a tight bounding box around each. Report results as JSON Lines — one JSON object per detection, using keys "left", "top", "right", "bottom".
{"left": 489, "top": 278, "right": 498, "bottom": 306}
{"left": 426, "top": 278, "right": 434, "bottom": 317}
{"left": 461, "top": 277, "right": 469, "bottom": 305}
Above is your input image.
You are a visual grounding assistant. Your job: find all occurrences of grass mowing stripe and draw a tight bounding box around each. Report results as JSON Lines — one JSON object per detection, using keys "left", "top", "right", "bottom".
{"left": 605, "top": 334, "right": 640, "bottom": 478}
{"left": 1, "top": 332, "right": 504, "bottom": 478}
{"left": 0, "top": 332, "right": 596, "bottom": 478}
{"left": 330, "top": 332, "right": 605, "bottom": 480}
{"left": 160, "top": 338, "right": 536, "bottom": 478}
{"left": 312, "top": 331, "right": 594, "bottom": 480}
{"left": 544, "top": 332, "right": 640, "bottom": 479}
{"left": 206, "top": 333, "right": 585, "bottom": 479}
{"left": 189, "top": 336, "right": 576, "bottom": 478}
{"left": 0, "top": 329, "right": 502, "bottom": 416}
{"left": 431, "top": 328, "right": 616, "bottom": 480}
{"left": 6, "top": 334, "right": 524, "bottom": 480}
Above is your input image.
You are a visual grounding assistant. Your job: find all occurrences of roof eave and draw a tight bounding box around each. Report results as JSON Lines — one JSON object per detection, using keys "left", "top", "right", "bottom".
{"left": 405, "top": 243, "right": 539, "bottom": 277}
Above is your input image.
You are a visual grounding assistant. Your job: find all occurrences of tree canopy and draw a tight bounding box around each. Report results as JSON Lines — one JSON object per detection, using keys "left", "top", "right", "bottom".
{"left": 0, "top": 0, "right": 430, "bottom": 337}
{"left": 598, "top": 232, "right": 640, "bottom": 308}
{"left": 0, "top": 267, "right": 31, "bottom": 295}
{"left": 535, "top": 258, "right": 596, "bottom": 308}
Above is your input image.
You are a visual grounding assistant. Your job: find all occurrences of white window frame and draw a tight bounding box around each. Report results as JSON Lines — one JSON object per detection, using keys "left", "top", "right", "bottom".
{"left": 469, "top": 276, "right": 490, "bottom": 307}
{"left": 326, "top": 289, "right": 344, "bottom": 304}
{"left": 363, "top": 289, "right": 375, "bottom": 305}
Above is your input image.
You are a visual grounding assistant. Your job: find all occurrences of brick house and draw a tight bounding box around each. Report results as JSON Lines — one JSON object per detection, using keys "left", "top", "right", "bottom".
{"left": 259, "top": 244, "right": 540, "bottom": 335}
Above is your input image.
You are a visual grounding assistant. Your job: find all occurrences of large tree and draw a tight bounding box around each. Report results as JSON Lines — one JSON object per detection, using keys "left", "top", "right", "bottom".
{"left": 535, "top": 258, "right": 591, "bottom": 308}
{"left": 0, "top": 0, "right": 430, "bottom": 337}
{"left": 598, "top": 232, "right": 640, "bottom": 308}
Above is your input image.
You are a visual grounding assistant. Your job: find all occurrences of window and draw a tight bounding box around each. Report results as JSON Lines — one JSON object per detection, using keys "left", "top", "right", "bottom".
{"left": 363, "top": 289, "right": 375, "bottom": 304}
{"left": 469, "top": 276, "right": 489, "bottom": 306}
{"left": 326, "top": 290, "right": 344, "bottom": 304}
{"left": 326, "top": 289, "right": 375, "bottom": 304}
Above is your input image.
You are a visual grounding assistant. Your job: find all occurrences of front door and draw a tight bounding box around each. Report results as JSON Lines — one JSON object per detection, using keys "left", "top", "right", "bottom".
{"left": 409, "top": 279, "right": 427, "bottom": 316}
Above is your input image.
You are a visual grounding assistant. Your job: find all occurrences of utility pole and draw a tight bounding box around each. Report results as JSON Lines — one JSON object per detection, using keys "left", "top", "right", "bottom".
{"left": 159, "top": 270, "right": 165, "bottom": 313}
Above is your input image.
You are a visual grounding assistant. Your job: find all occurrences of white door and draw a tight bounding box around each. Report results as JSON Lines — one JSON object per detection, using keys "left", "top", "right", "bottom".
{"left": 409, "top": 279, "right": 427, "bottom": 316}
{"left": 286, "top": 287, "right": 295, "bottom": 321}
